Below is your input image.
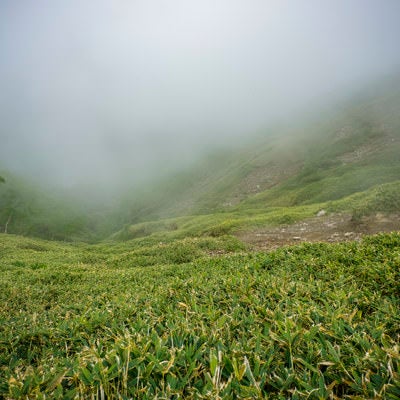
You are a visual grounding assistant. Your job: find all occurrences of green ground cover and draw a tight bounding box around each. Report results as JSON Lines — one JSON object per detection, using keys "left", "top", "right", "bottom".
{"left": 112, "top": 180, "right": 400, "bottom": 241}
{"left": 1, "top": 232, "right": 399, "bottom": 399}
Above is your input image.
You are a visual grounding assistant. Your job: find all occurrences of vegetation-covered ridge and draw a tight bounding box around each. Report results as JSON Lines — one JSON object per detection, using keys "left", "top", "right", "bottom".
{"left": 113, "top": 180, "right": 400, "bottom": 242}
{"left": 1, "top": 232, "right": 399, "bottom": 399}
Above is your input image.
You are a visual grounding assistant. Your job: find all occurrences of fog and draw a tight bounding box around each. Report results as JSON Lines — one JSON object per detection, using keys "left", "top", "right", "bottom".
{"left": 1, "top": 0, "right": 399, "bottom": 193}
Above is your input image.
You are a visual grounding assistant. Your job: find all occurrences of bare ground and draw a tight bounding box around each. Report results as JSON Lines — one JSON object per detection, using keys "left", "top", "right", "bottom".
{"left": 236, "top": 212, "right": 400, "bottom": 250}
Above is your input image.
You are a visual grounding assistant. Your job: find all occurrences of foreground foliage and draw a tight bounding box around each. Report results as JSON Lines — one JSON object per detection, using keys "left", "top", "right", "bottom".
{"left": 0, "top": 233, "right": 399, "bottom": 399}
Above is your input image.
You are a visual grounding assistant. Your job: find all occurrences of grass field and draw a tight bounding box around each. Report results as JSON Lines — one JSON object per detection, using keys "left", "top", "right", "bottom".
{"left": 1, "top": 232, "right": 399, "bottom": 399}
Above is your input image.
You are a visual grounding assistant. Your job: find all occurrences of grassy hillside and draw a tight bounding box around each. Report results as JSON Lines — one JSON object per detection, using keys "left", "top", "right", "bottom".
{"left": 1, "top": 232, "right": 399, "bottom": 398}
{"left": 0, "top": 172, "right": 124, "bottom": 242}
{"left": 111, "top": 180, "right": 400, "bottom": 243}
{"left": 115, "top": 75, "right": 400, "bottom": 238}
{"left": 0, "top": 173, "right": 88, "bottom": 241}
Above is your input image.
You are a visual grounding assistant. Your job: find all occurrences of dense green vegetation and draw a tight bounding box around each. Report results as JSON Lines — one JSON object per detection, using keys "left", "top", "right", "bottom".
{"left": 0, "top": 232, "right": 399, "bottom": 398}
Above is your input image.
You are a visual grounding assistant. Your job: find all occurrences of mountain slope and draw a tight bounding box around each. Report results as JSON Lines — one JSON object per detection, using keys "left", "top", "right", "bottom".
{"left": 115, "top": 75, "right": 400, "bottom": 240}
{"left": 1, "top": 74, "right": 399, "bottom": 242}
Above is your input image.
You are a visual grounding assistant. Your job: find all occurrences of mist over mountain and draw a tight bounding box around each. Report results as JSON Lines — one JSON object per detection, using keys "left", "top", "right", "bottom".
{"left": 1, "top": 0, "right": 400, "bottom": 193}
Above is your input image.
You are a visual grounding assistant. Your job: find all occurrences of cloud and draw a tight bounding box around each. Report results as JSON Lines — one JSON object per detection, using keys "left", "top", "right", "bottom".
{"left": 0, "top": 0, "right": 399, "bottom": 189}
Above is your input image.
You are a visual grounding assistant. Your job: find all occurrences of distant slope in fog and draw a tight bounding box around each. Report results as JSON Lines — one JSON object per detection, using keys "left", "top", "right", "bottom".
{"left": 1, "top": 73, "right": 400, "bottom": 241}
{"left": 119, "top": 73, "right": 400, "bottom": 225}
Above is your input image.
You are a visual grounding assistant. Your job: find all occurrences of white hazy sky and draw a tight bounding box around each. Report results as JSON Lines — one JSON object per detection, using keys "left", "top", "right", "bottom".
{"left": 1, "top": 0, "right": 399, "bottom": 188}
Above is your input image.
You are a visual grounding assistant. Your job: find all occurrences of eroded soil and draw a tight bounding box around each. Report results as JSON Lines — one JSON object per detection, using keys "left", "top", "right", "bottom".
{"left": 237, "top": 212, "right": 400, "bottom": 250}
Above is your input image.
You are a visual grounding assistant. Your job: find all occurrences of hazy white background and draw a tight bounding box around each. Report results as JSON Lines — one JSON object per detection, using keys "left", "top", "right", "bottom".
{"left": 1, "top": 0, "right": 399, "bottom": 189}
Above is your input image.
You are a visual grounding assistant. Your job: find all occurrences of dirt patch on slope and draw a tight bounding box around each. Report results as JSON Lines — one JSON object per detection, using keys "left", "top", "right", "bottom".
{"left": 237, "top": 212, "right": 400, "bottom": 250}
